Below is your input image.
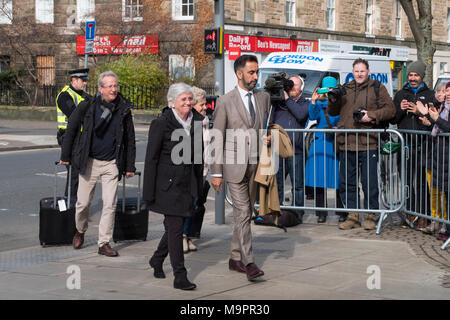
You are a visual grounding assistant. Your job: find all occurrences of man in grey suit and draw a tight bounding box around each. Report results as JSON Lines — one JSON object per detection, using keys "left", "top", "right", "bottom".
{"left": 211, "top": 54, "right": 271, "bottom": 281}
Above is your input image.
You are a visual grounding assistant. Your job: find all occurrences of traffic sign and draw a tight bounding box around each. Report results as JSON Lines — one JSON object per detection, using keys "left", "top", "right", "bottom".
{"left": 85, "top": 21, "right": 96, "bottom": 40}
{"left": 85, "top": 40, "right": 94, "bottom": 54}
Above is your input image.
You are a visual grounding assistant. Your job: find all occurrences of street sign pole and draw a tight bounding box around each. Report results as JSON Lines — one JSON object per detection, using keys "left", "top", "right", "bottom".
{"left": 214, "top": 0, "right": 225, "bottom": 225}
{"left": 84, "top": 21, "right": 96, "bottom": 69}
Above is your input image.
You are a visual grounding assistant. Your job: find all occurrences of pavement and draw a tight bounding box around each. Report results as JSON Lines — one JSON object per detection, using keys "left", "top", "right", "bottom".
{"left": 0, "top": 119, "right": 449, "bottom": 301}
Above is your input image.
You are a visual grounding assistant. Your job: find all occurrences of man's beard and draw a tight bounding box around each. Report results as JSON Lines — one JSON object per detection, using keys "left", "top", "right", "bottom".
{"left": 409, "top": 80, "right": 420, "bottom": 88}
{"left": 243, "top": 80, "right": 256, "bottom": 91}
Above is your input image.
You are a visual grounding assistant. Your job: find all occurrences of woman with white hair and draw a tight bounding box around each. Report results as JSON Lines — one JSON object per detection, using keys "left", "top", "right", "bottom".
{"left": 182, "top": 86, "right": 210, "bottom": 253}
{"left": 143, "top": 82, "right": 204, "bottom": 290}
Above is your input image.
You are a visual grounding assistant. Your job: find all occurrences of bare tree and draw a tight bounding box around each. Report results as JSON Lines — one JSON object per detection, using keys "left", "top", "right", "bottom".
{"left": 399, "top": 0, "right": 435, "bottom": 86}
{"left": 0, "top": 2, "right": 55, "bottom": 106}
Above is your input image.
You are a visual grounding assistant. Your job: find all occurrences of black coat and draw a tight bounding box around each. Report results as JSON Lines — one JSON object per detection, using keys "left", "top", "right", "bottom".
{"left": 60, "top": 93, "right": 136, "bottom": 177}
{"left": 392, "top": 83, "right": 436, "bottom": 168}
{"left": 143, "top": 107, "right": 204, "bottom": 217}
{"left": 426, "top": 108, "right": 450, "bottom": 191}
{"left": 392, "top": 82, "right": 437, "bottom": 131}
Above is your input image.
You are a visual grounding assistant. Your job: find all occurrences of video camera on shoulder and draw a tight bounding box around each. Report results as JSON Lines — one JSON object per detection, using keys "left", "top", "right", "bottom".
{"left": 264, "top": 72, "right": 294, "bottom": 104}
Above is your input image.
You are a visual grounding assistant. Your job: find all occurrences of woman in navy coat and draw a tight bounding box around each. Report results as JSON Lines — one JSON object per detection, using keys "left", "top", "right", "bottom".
{"left": 143, "top": 82, "right": 203, "bottom": 290}
{"left": 305, "top": 76, "right": 345, "bottom": 223}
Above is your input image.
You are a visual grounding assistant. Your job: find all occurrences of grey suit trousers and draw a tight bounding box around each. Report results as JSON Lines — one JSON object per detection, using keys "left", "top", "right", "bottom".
{"left": 227, "top": 164, "right": 258, "bottom": 265}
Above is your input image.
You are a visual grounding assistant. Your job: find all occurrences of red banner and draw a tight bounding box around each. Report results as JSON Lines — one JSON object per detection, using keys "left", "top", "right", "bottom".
{"left": 224, "top": 34, "right": 317, "bottom": 53}
{"left": 77, "top": 34, "right": 158, "bottom": 55}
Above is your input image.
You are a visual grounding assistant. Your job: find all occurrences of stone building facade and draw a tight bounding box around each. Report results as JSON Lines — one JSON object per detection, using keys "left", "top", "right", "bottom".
{"left": 223, "top": 0, "right": 450, "bottom": 91}
{"left": 0, "top": 0, "right": 449, "bottom": 97}
{"left": 0, "top": 0, "right": 214, "bottom": 89}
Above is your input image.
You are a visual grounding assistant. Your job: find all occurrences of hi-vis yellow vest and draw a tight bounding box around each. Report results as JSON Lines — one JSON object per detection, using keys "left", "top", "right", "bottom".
{"left": 56, "top": 86, "right": 85, "bottom": 130}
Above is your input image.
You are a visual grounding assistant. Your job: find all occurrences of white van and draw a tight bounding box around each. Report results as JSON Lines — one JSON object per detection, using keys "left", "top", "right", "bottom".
{"left": 258, "top": 52, "right": 394, "bottom": 98}
{"left": 434, "top": 73, "right": 450, "bottom": 91}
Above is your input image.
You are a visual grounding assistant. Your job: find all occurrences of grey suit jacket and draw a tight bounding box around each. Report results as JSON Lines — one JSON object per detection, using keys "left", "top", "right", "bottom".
{"left": 211, "top": 86, "right": 271, "bottom": 183}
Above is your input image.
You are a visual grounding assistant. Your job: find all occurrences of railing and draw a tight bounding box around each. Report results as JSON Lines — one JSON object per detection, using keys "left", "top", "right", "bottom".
{"left": 223, "top": 127, "right": 450, "bottom": 250}
{"left": 0, "top": 84, "right": 216, "bottom": 109}
{"left": 396, "top": 129, "right": 450, "bottom": 250}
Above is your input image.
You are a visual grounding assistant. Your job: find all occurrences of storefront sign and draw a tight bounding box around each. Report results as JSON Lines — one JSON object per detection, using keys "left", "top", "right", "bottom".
{"left": 225, "top": 34, "right": 318, "bottom": 53}
{"left": 319, "top": 39, "right": 409, "bottom": 61}
{"left": 77, "top": 34, "right": 159, "bottom": 55}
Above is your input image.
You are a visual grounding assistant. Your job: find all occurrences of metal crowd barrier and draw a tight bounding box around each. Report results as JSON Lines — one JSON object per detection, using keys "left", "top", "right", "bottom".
{"left": 395, "top": 129, "right": 450, "bottom": 250}
{"left": 225, "top": 128, "right": 406, "bottom": 234}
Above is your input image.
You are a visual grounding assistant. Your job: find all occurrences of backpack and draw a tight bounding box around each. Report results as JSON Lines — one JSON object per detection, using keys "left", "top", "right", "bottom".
{"left": 254, "top": 209, "right": 301, "bottom": 232}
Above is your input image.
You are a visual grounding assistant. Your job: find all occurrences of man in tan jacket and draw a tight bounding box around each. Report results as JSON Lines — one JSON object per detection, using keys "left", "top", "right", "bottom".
{"left": 211, "top": 54, "right": 270, "bottom": 281}
{"left": 327, "top": 58, "right": 395, "bottom": 230}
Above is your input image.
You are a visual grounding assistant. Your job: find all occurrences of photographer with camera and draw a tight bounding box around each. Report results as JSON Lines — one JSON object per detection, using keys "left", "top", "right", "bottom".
{"left": 391, "top": 60, "right": 437, "bottom": 231}
{"left": 327, "top": 58, "right": 395, "bottom": 230}
{"left": 271, "top": 74, "right": 309, "bottom": 222}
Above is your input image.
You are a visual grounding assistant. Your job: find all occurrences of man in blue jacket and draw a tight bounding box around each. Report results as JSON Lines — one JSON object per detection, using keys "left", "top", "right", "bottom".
{"left": 273, "top": 75, "right": 309, "bottom": 221}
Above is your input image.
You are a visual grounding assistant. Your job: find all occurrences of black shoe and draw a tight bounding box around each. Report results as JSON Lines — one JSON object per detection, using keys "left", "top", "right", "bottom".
{"left": 174, "top": 277, "right": 197, "bottom": 290}
{"left": 149, "top": 257, "right": 166, "bottom": 279}
{"left": 317, "top": 215, "right": 327, "bottom": 223}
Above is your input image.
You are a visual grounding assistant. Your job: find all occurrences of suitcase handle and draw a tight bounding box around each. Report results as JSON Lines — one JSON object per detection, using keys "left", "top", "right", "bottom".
{"left": 122, "top": 171, "right": 141, "bottom": 212}
{"left": 54, "top": 161, "right": 71, "bottom": 210}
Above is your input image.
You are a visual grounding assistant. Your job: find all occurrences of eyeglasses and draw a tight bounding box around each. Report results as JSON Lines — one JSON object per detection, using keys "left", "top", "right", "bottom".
{"left": 102, "top": 85, "right": 119, "bottom": 89}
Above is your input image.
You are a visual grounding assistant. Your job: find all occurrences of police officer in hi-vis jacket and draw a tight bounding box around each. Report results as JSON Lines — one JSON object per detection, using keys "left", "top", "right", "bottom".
{"left": 56, "top": 68, "right": 91, "bottom": 205}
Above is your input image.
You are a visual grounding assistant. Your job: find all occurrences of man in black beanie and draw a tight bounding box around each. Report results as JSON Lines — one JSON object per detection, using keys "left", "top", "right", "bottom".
{"left": 391, "top": 60, "right": 437, "bottom": 229}
{"left": 60, "top": 71, "right": 136, "bottom": 257}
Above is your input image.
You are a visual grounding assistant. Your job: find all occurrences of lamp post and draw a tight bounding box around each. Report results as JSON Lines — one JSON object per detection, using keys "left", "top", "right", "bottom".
{"left": 214, "top": 0, "right": 225, "bottom": 225}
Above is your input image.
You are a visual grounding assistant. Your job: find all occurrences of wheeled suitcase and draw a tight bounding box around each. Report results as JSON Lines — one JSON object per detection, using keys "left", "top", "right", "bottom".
{"left": 39, "top": 162, "right": 77, "bottom": 246}
{"left": 113, "top": 172, "right": 148, "bottom": 242}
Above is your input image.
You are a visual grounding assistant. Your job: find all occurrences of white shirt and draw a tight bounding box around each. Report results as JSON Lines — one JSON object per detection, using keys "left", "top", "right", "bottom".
{"left": 171, "top": 108, "right": 193, "bottom": 135}
{"left": 237, "top": 85, "right": 256, "bottom": 117}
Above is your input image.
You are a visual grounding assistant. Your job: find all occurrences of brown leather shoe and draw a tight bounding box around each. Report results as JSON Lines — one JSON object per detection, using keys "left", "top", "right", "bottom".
{"left": 72, "top": 231, "right": 84, "bottom": 249}
{"left": 229, "top": 259, "right": 247, "bottom": 273}
{"left": 98, "top": 243, "right": 119, "bottom": 257}
{"left": 246, "top": 263, "right": 264, "bottom": 281}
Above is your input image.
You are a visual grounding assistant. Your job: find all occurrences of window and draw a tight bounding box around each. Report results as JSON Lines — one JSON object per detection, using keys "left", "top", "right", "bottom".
{"left": 172, "top": 0, "right": 194, "bottom": 21}
{"left": 169, "top": 55, "right": 195, "bottom": 80}
{"left": 365, "top": 0, "right": 373, "bottom": 35}
{"left": 285, "top": 0, "right": 295, "bottom": 27}
{"left": 36, "top": 56, "right": 55, "bottom": 86}
{"left": 244, "top": 0, "right": 255, "bottom": 22}
{"left": 440, "top": 62, "right": 447, "bottom": 75}
{"left": 77, "top": 0, "right": 95, "bottom": 23}
{"left": 395, "top": 0, "right": 402, "bottom": 38}
{"left": 326, "top": 0, "right": 335, "bottom": 30}
{"left": 0, "top": 56, "right": 10, "bottom": 72}
{"left": 123, "top": 0, "right": 143, "bottom": 22}
{"left": 0, "top": 0, "right": 12, "bottom": 24}
{"left": 447, "top": 8, "right": 450, "bottom": 43}
{"left": 36, "top": 0, "right": 53, "bottom": 24}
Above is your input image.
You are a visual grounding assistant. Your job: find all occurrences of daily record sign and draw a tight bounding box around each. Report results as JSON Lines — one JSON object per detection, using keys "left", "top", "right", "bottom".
{"left": 85, "top": 21, "right": 96, "bottom": 40}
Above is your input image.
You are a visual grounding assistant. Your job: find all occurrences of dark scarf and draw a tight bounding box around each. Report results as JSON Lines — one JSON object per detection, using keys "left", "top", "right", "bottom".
{"left": 94, "top": 94, "right": 119, "bottom": 137}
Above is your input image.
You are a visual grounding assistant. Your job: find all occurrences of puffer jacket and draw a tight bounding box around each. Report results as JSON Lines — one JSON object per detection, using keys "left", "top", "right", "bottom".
{"left": 327, "top": 78, "right": 396, "bottom": 151}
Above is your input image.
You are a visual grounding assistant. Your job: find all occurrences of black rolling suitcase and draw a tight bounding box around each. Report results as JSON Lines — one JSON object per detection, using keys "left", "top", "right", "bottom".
{"left": 113, "top": 172, "right": 148, "bottom": 242}
{"left": 39, "top": 162, "right": 77, "bottom": 246}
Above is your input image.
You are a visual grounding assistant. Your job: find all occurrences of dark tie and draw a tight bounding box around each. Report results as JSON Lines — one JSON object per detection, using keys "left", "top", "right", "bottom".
{"left": 247, "top": 92, "right": 256, "bottom": 123}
